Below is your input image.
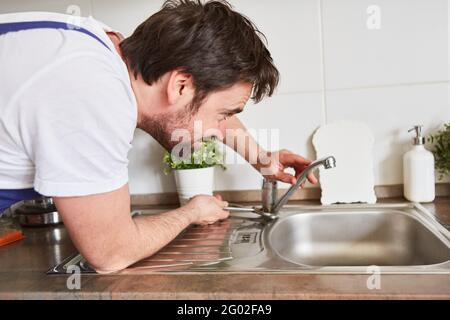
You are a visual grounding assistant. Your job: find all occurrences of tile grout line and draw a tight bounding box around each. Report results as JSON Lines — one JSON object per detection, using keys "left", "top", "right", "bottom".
{"left": 325, "top": 80, "right": 450, "bottom": 92}
{"left": 89, "top": 0, "right": 94, "bottom": 17}
{"left": 318, "top": 0, "right": 328, "bottom": 125}
{"left": 270, "top": 80, "right": 450, "bottom": 97}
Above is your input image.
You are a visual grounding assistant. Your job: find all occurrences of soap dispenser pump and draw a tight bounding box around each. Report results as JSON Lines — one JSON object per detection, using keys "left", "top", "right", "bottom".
{"left": 403, "top": 125, "right": 435, "bottom": 202}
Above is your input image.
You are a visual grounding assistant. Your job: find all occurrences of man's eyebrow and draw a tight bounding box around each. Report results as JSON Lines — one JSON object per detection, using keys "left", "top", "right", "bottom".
{"left": 222, "top": 107, "right": 244, "bottom": 115}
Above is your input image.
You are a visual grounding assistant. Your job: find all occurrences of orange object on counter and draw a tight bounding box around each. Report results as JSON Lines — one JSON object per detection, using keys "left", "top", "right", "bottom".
{"left": 0, "top": 230, "right": 24, "bottom": 247}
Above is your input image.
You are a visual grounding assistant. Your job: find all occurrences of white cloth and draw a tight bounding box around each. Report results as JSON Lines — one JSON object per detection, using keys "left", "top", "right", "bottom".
{"left": 0, "top": 12, "right": 137, "bottom": 196}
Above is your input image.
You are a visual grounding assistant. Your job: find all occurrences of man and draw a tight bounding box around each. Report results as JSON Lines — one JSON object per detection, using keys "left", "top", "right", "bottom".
{"left": 0, "top": 0, "right": 317, "bottom": 273}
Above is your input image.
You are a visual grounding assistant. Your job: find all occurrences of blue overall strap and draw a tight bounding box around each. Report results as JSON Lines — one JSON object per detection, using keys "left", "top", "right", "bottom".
{"left": 0, "top": 189, "right": 41, "bottom": 213}
{"left": 0, "top": 20, "right": 111, "bottom": 51}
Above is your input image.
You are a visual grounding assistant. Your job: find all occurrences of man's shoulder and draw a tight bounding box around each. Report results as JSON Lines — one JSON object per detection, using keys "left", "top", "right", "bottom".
{"left": 16, "top": 51, "right": 137, "bottom": 138}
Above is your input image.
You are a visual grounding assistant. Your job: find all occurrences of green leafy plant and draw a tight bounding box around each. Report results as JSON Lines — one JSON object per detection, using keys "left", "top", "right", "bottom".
{"left": 163, "top": 139, "right": 226, "bottom": 173}
{"left": 427, "top": 123, "right": 450, "bottom": 180}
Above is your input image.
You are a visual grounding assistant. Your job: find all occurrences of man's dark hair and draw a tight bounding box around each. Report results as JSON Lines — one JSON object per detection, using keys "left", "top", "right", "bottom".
{"left": 120, "top": 0, "right": 279, "bottom": 112}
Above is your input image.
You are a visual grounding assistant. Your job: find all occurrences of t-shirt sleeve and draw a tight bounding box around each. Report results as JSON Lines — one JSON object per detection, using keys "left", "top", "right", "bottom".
{"left": 17, "top": 54, "right": 137, "bottom": 197}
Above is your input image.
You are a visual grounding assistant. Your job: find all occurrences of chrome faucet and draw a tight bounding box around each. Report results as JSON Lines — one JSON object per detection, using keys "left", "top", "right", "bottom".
{"left": 264, "top": 156, "right": 337, "bottom": 214}
{"left": 225, "top": 156, "right": 336, "bottom": 220}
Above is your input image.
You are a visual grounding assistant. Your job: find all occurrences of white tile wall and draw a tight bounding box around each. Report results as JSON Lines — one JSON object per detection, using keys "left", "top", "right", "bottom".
{"left": 1, "top": 0, "right": 448, "bottom": 193}
{"left": 0, "top": 0, "right": 92, "bottom": 16}
{"left": 127, "top": 130, "right": 174, "bottom": 194}
{"left": 232, "top": 0, "right": 323, "bottom": 94}
{"left": 321, "top": 0, "right": 449, "bottom": 89}
{"left": 90, "top": 0, "right": 164, "bottom": 37}
{"left": 326, "top": 83, "right": 450, "bottom": 185}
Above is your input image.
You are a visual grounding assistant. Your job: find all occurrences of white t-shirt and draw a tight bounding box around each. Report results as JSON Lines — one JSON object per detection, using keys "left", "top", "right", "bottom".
{"left": 0, "top": 12, "right": 137, "bottom": 196}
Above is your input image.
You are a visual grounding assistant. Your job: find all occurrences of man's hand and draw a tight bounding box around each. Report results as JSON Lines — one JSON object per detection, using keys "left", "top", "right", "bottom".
{"left": 183, "top": 194, "right": 230, "bottom": 225}
{"left": 258, "top": 149, "right": 319, "bottom": 187}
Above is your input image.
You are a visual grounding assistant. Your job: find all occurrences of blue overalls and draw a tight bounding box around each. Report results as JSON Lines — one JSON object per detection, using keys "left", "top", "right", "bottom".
{"left": 0, "top": 19, "right": 111, "bottom": 214}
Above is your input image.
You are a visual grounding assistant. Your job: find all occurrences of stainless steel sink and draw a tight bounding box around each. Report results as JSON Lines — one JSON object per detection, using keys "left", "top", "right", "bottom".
{"left": 268, "top": 209, "right": 450, "bottom": 267}
{"left": 49, "top": 202, "right": 450, "bottom": 275}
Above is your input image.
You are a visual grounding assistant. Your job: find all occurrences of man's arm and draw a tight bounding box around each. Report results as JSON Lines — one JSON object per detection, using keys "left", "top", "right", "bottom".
{"left": 223, "top": 115, "right": 265, "bottom": 170}
{"left": 223, "top": 116, "right": 318, "bottom": 185}
{"left": 53, "top": 184, "right": 229, "bottom": 274}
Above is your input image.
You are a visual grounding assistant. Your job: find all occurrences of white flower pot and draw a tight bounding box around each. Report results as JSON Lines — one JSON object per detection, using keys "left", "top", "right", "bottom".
{"left": 173, "top": 167, "right": 215, "bottom": 205}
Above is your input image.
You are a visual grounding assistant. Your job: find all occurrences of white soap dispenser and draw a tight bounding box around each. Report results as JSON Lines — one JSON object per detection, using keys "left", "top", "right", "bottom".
{"left": 403, "top": 125, "right": 435, "bottom": 202}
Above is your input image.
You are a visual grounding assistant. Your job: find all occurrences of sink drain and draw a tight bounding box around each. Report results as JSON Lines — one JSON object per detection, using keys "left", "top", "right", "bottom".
{"left": 233, "top": 231, "right": 258, "bottom": 244}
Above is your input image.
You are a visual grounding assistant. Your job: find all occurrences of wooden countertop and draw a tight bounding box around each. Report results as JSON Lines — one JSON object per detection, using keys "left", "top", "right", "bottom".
{"left": 1, "top": 197, "right": 450, "bottom": 300}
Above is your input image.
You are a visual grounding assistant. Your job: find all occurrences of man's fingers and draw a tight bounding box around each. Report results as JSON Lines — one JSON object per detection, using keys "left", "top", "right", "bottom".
{"left": 293, "top": 166, "right": 317, "bottom": 184}
{"left": 220, "top": 210, "right": 230, "bottom": 220}
{"left": 307, "top": 172, "right": 318, "bottom": 184}
{"left": 282, "top": 153, "right": 312, "bottom": 167}
{"left": 277, "top": 172, "right": 296, "bottom": 185}
{"left": 290, "top": 159, "right": 319, "bottom": 185}
{"left": 214, "top": 194, "right": 228, "bottom": 207}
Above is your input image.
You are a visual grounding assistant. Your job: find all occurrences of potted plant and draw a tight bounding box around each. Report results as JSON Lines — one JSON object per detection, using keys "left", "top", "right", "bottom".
{"left": 428, "top": 123, "right": 450, "bottom": 181}
{"left": 163, "top": 139, "right": 226, "bottom": 205}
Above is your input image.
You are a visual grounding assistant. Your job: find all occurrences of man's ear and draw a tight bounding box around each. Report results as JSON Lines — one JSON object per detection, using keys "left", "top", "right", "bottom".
{"left": 166, "top": 70, "right": 195, "bottom": 106}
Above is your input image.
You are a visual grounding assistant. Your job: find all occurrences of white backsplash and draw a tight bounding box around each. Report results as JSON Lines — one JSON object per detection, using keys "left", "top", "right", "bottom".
{"left": 1, "top": 0, "right": 449, "bottom": 194}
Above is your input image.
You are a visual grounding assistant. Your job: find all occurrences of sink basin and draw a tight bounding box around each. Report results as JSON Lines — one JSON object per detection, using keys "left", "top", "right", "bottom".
{"left": 268, "top": 210, "right": 450, "bottom": 267}
{"left": 49, "top": 202, "right": 450, "bottom": 274}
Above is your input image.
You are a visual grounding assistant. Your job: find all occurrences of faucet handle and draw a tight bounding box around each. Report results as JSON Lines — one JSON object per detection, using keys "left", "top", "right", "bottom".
{"left": 262, "top": 178, "right": 277, "bottom": 212}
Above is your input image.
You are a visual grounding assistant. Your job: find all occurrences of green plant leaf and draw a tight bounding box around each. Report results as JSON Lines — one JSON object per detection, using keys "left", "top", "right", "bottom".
{"left": 428, "top": 123, "right": 450, "bottom": 180}
{"left": 162, "top": 139, "right": 226, "bottom": 173}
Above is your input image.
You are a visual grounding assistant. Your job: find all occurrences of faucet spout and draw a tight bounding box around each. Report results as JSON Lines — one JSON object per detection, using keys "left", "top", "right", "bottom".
{"left": 270, "top": 155, "right": 336, "bottom": 214}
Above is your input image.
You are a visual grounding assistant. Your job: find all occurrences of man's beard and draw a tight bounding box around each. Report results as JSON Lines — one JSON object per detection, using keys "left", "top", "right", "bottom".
{"left": 138, "top": 108, "right": 194, "bottom": 151}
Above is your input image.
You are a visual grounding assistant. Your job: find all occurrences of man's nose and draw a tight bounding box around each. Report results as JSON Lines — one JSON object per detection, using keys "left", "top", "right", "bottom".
{"left": 202, "top": 125, "right": 225, "bottom": 142}
{"left": 216, "top": 123, "right": 226, "bottom": 140}
{"left": 214, "top": 130, "right": 225, "bottom": 141}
